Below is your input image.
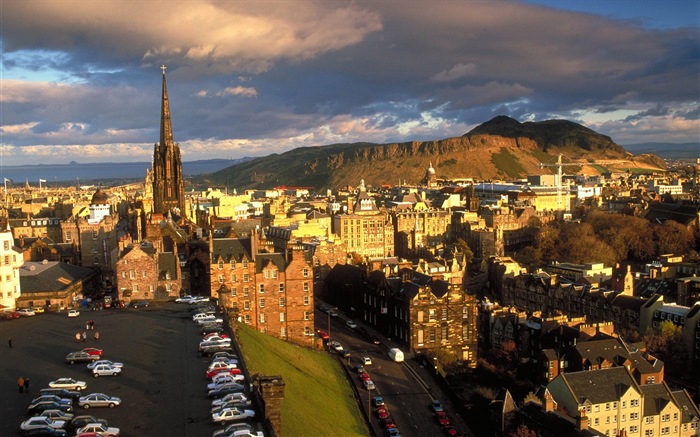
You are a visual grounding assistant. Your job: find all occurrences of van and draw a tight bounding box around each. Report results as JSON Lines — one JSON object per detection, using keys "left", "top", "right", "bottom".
{"left": 388, "top": 348, "right": 404, "bottom": 362}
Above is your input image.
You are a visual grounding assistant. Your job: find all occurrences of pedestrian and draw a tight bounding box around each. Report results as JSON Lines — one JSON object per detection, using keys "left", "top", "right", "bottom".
{"left": 8, "top": 337, "right": 12, "bottom": 348}
{"left": 75, "top": 332, "right": 81, "bottom": 343}
{"left": 82, "top": 331, "right": 87, "bottom": 342}
{"left": 86, "top": 321, "right": 90, "bottom": 330}
{"left": 94, "top": 331, "right": 100, "bottom": 342}
{"left": 90, "top": 320, "right": 94, "bottom": 330}
{"left": 18, "top": 376, "right": 24, "bottom": 393}
{"left": 23, "top": 377, "right": 30, "bottom": 394}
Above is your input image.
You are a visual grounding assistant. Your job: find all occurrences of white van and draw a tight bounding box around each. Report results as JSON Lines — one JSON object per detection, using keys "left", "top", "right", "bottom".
{"left": 388, "top": 348, "right": 404, "bottom": 362}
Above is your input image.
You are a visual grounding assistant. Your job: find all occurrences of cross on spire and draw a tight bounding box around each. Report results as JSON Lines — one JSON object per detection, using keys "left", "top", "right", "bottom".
{"left": 161, "top": 64, "right": 167, "bottom": 75}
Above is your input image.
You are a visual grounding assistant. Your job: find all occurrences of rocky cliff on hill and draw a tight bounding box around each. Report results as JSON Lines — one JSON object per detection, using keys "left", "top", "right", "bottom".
{"left": 200, "top": 116, "right": 665, "bottom": 190}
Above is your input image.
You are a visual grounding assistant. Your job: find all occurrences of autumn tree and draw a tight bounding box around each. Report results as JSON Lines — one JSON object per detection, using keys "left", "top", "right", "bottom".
{"left": 644, "top": 321, "right": 689, "bottom": 373}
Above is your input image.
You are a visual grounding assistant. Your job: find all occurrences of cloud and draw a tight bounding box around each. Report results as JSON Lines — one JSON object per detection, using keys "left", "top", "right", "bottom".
{"left": 431, "top": 63, "right": 477, "bottom": 82}
{"left": 216, "top": 86, "right": 258, "bottom": 98}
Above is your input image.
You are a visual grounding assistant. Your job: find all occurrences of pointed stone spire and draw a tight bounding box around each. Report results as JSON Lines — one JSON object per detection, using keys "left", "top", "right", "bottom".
{"left": 159, "top": 65, "right": 174, "bottom": 148}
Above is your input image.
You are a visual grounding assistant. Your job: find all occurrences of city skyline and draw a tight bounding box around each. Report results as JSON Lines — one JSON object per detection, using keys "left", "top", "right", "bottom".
{"left": 1, "top": 0, "right": 698, "bottom": 166}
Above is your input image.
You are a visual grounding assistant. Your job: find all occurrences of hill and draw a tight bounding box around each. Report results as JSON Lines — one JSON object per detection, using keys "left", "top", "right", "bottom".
{"left": 199, "top": 116, "right": 665, "bottom": 190}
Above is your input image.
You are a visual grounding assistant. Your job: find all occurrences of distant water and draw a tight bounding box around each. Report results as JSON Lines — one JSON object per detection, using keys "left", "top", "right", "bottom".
{"left": 0, "top": 160, "right": 235, "bottom": 185}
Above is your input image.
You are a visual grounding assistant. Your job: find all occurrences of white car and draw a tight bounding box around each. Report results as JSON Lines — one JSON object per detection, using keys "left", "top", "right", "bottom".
{"left": 190, "top": 295, "right": 211, "bottom": 303}
{"left": 211, "top": 407, "right": 256, "bottom": 425}
{"left": 197, "top": 316, "right": 224, "bottom": 325}
{"left": 175, "top": 295, "right": 194, "bottom": 303}
{"left": 49, "top": 378, "right": 87, "bottom": 391}
{"left": 362, "top": 356, "right": 372, "bottom": 366}
{"left": 345, "top": 320, "right": 357, "bottom": 329}
{"left": 211, "top": 393, "right": 250, "bottom": 409}
{"left": 200, "top": 338, "right": 232, "bottom": 349}
{"left": 68, "top": 309, "right": 80, "bottom": 318}
{"left": 78, "top": 393, "right": 121, "bottom": 409}
{"left": 87, "top": 360, "right": 124, "bottom": 370}
{"left": 208, "top": 374, "right": 245, "bottom": 390}
{"left": 92, "top": 364, "right": 122, "bottom": 377}
{"left": 76, "top": 422, "right": 121, "bottom": 436}
{"left": 329, "top": 341, "right": 343, "bottom": 352}
{"left": 18, "top": 308, "right": 36, "bottom": 316}
{"left": 20, "top": 416, "right": 66, "bottom": 430}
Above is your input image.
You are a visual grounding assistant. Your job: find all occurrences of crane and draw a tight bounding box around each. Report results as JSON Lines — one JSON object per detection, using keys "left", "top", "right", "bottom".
{"left": 539, "top": 153, "right": 626, "bottom": 217}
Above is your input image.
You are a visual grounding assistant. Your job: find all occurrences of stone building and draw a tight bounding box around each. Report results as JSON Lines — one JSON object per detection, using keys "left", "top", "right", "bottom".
{"left": 151, "top": 67, "right": 185, "bottom": 217}
{"left": 391, "top": 208, "right": 451, "bottom": 258}
{"left": 18, "top": 260, "right": 99, "bottom": 310}
{"left": 211, "top": 231, "right": 315, "bottom": 346}
{"left": 0, "top": 223, "right": 22, "bottom": 310}
{"left": 115, "top": 242, "right": 181, "bottom": 302}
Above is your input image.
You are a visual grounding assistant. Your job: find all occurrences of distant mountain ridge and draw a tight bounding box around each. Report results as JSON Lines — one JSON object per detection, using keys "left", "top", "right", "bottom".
{"left": 199, "top": 116, "right": 665, "bottom": 190}
{"left": 621, "top": 142, "right": 699, "bottom": 160}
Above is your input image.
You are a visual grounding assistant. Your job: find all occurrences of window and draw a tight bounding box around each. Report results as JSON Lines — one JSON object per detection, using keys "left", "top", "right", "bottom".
{"left": 279, "top": 313, "right": 285, "bottom": 322}
{"left": 259, "top": 298, "right": 265, "bottom": 308}
{"left": 645, "top": 430, "right": 654, "bottom": 436}
{"left": 429, "top": 328, "right": 436, "bottom": 342}
{"left": 243, "top": 274, "right": 249, "bottom": 283}
{"left": 92, "top": 230, "right": 98, "bottom": 240}
{"left": 143, "top": 270, "right": 148, "bottom": 278}
{"left": 281, "top": 327, "right": 286, "bottom": 337}
{"left": 303, "top": 296, "right": 309, "bottom": 306}
{"left": 417, "top": 311, "right": 424, "bottom": 322}
{"left": 260, "top": 313, "right": 266, "bottom": 323}
{"left": 219, "top": 275, "right": 224, "bottom": 283}
{"left": 259, "top": 284, "right": 265, "bottom": 294}
{"left": 264, "top": 270, "right": 269, "bottom": 279}
{"left": 129, "top": 270, "right": 135, "bottom": 279}
{"left": 231, "top": 288, "right": 237, "bottom": 297}
{"left": 230, "top": 259, "right": 236, "bottom": 268}
{"left": 661, "top": 427, "right": 670, "bottom": 435}
{"left": 630, "top": 399, "right": 639, "bottom": 407}
{"left": 303, "top": 268, "right": 309, "bottom": 278}
{"left": 630, "top": 426, "right": 638, "bottom": 433}
{"left": 231, "top": 274, "right": 237, "bottom": 282}
{"left": 630, "top": 413, "right": 638, "bottom": 420}
{"left": 243, "top": 301, "right": 250, "bottom": 310}
{"left": 304, "top": 326, "right": 311, "bottom": 336}
{"left": 65, "top": 231, "right": 72, "bottom": 242}
{"left": 646, "top": 376, "right": 655, "bottom": 384}
{"left": 303, "top": 282, "right": 309, "bottom": 292}
{"left": 279, "top": 283, "right": 284, "bottom": 292}
{"left": 218, "top": 261, "right": 223, "bottom": 270}
{"left": 429, "top": 309, "right": 436, "bottom": 322}
{"left": 242, "top": 260, "right": 248, "bottom": 268}
{"left": 441, "top": 308, "right": 447, "bottom": 320}
{"left": 661, "top": 414, "right": 670, "bottom": 422}
{"left": 244, "top": 314, "right": 250, "bottom": 324}
{"left": 304, "top": 311, "right": 310, "bottom": 320}
{"left": 133, "top": 285, "right": 138, "bottom": 292}
{"left": 279, "top": 297, "right": 285, "bottom": 307}
{"left": 645, "top": 417, "right": 654, "bottom": 424}
{"left": 271, "top": 270, "right": 277, "bottom": 279}
{"left": 122, "top": 272, "right": 126, "bottom": 278}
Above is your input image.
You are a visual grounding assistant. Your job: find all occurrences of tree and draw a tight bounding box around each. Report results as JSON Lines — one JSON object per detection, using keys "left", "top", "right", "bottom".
{"left": 509, "top": 424, "right": 536, "bottom": 437}
{"left": 644, "top": 321, "right": 689, "bottom": 373}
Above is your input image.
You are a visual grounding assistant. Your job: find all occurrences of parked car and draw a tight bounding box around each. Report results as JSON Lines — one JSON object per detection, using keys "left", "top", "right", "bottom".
{"left": 68, "top": 416, "right": 108, "bottom": 430}
{"left": 18, "top": 308, "right": 36, "bottom": 316}
{"left": 203, "top": 333, "right": 230, "bottom": 341}
{"left": 67, "top": 310, "right": 80, "bottom": 318}
{"left": 30, "top": 395, "right": 72, "bottom": 407}
{"left": 91, "top": 364, "right": 122, "bottom": 377}
{"left": 208, "top": 361, "right": 238, "bottom": 372}
{"left": 435, "top": 411, "right": 450, "bottom": 426}
{"left": 130, "top": 300, "right": 149, "bottom": 308}
{"left": 328, "top": 341, "right": 343, "bottom": 351}
{"left": 430, "top": 399, "right": 444, "bottom": 413}
{"left": 340, "top": 349, "right": 351, "bottom": 358}
{"left": 20, "top": 417, "right": 67, "bottom": 431}
{"left": 32, "top": 306, "right": 45, "bottom": 314}
{"left": 386, "top": 428, "right": 401, "bottom": 436}
{"left": 211, "top": 399, "right": 253, "bottom": 414}
{"left": 208, "top": 374, "right": 245, "bottom": 390}
{"left": 49, "top": 378, "right": 87, "bottom": 391}
{"left": 74, "top": 423, "right": 120, "bottom": 437}
{"left": 211, "top": 351, "right": 238, "bottom": 361}
{"left": 37, "top": 410, "right": 75, "bottom": 423}
{"left": 363, "top": 380, "right": 376, "bottom": 391}
{"left": 382, "top": 418, "right": 396, "bottom": 429}
{"left": 206, "top": 367, "right": 242, "bottom": 379}
{"left": 27, "top": 402, "right": 73, "bottom": 415}
{"left": 212, "top": 423, "right": 256, "bottom": 437}
{"left": 211, "top": 393, "right": 250, "bottom": 409}
{"left": 78, "top": 393, "right": 121, "bottom": 409}
{"left": 211, "top": 407, "right": 256, "bottom": 425}
{"left": 345, "top": 320, "right": 357, "bottom": 329}
{"left": 362, "top": 356, "right": 372, "bottom": 365}
{"left": 316, "top": 330, "right": 329, "bottom": 340}
{"left": 38, "top": 389, "right": 81, "bottom": 401}
{"left": 196, "top": 316, "right": 223, "bottom": 325}
{"left": 443, "top": 425, "right": 458, "bottom": 436}
{"left": 20, "top": 427, "right": 68, "bottom": 436}
{"left": 65, "top": 352, "right": 99, "bottom": 365}
{"left": 208, "top": 383, "right": 245, "bottom": 398}
{"left": 370, "top": 335, "right": 382, "bottom": 345}
{"left": 199, "top": 338, "right": 232, "bottom": 349}
{"left": 175, "top": 295, "right": 194, "bottom": 303}
{"left": 86, "top": 360, "right": 123, "bottom": 370}
{"left": 200, "top": 344, "right": 234, "bottom": 356}
{"left": 201, "top": 324, "right": 224, "bottom": 334}
{"left": 81, "top": 348, "right": 103, "bottom": 357}
{"left": 190, "top": 295, "right": 211, "bottom": 303}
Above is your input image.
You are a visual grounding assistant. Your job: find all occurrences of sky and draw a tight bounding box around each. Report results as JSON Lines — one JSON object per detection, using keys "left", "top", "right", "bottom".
{"left": 1, "top": 0, "right": 698, "bottom": 166}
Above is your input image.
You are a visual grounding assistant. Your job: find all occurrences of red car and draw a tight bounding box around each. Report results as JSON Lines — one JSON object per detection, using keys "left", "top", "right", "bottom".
{"left": 382, "top": 418, "right": 396, "bottom": 429}
{"left": 316, "top": 330, "right": 329, "bottom": 340}
{"left": 444, "top": 426, "right": 458, "bottom": 436}
{"left": 81, "top": 348, "right": 103, "bottom": 356}
{"left": 436, "top": 411, "right": 450, "bottom": 426}
{"left": 360, "top": 373, "right": 371, "bottom": 382}
{"left": 203, "top": 333, "right": 229, "bottom": 340}
{"left": 206, "top": 367, "right": 242, "bottom": 379}
{"left": 376, "top": 406, "right": 388, "bottom": 420}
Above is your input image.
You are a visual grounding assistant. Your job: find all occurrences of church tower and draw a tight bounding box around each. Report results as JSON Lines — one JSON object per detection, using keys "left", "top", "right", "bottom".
{"left": 152, "top": 65, "right": 185, "bottom": 217}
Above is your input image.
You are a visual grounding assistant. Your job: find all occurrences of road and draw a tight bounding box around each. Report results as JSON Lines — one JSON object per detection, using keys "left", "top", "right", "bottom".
{"left": 316, "top": 304, "right": 453, "bottom": 437}
{"left": 0, "top": 303, "right": 257, "bottom": 437}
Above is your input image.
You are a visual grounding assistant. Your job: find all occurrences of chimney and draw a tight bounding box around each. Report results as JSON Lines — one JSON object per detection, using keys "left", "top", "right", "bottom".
{"left": 254, "top": 375, "right": 285, "bottom": 437}
{"left": 576, "top": 412, "right": 589, "bottom": 431}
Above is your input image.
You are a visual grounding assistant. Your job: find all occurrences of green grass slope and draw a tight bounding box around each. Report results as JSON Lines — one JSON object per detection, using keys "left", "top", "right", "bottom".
{"left": 238, "top": 325, "right": 367, "bottom": 436}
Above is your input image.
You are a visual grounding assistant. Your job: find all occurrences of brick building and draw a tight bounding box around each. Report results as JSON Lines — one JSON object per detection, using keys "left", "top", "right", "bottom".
{"left": 115, "top": 242, "right": 180, "bottom": 302}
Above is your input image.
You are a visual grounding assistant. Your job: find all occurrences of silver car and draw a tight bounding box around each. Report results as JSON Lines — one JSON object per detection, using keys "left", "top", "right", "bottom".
{"left": 78, "top": 393, "right": 121, "bottom": 409}
{"left": 92, "top": 364, "right": 122, "bottom": 377}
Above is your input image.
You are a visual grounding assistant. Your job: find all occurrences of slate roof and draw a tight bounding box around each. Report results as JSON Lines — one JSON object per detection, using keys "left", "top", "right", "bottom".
{"left": 212, "top": 238, "right": 253, "bottom": 262}
{"left": 20, "top": 261, "right": 97, "bottom": 293}
{"left": 610, "top": 294, "right": 647, "bottom": 312}
{"left": 561, "top": 367, "right": 640, "bottom": 405}
{"left": 639, "top": 383, "right": 674, "bottom": 418}
{"left": 255, "top": 253, "right": 287, "bottom": 273}
{"left": 671, "top": 389, "right": 700, "bottom": 424}
{"left": 573, "top": 338, "right": 661, "bottom": 375}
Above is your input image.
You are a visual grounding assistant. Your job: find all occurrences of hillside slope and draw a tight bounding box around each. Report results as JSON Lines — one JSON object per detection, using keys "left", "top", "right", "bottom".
{"left": 200, "top": 116, "right": 665, "bottom": 190}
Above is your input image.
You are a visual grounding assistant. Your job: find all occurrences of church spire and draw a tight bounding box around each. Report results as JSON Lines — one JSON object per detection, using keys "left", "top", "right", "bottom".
{"left": 159, "top": 65, "right": 174, "bottom": 148}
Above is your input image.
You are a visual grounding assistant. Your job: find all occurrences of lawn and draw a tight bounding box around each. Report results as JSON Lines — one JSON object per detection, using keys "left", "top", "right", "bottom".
{"left": 238, "top": 325, "right": 367, "bottom": 436}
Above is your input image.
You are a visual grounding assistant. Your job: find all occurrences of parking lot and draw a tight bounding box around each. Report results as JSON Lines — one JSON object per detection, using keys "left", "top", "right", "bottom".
{"left": 0, "top": 303, "right": 254, "bottom": 436}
